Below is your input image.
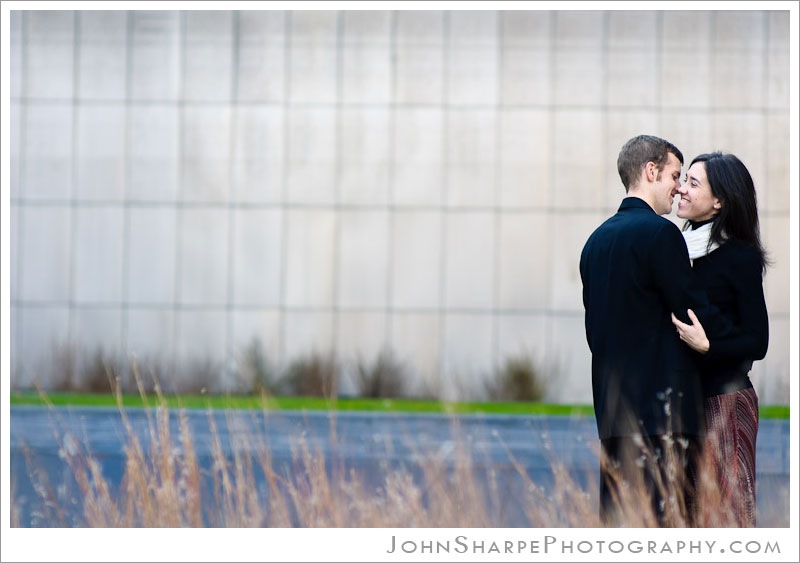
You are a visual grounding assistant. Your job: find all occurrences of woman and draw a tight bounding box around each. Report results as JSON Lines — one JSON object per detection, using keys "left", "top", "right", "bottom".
{"left": 671, "top": 151, "right": 769, "bottom": 527}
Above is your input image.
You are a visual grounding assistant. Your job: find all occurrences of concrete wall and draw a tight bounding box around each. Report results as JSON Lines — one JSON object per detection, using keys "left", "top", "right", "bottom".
{"left": 8, "top": 9, "right": 792, "bottom": 403}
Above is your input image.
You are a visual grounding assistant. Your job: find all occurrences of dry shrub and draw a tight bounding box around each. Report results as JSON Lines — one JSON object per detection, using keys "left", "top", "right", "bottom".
{"left": 485, "top": 354, "right": 547, "bottom": 402}
{"left": 236, "top": 338, "right": 277, "bottom": 395}
{"left": 279, "top": 352, "right": 339, "bottom": 399}
{"left": 354, "top": 348, "right": 407, "bottom": 399}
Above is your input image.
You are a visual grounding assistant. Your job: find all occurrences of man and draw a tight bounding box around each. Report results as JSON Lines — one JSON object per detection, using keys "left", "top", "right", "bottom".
{"left": 579, "top": 134, "right": 726, "bottom": 527}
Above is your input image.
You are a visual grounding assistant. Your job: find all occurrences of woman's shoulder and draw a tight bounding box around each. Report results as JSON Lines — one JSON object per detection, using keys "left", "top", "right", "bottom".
{"left": 718, "top": 238, "right": 763, "bottom": 269}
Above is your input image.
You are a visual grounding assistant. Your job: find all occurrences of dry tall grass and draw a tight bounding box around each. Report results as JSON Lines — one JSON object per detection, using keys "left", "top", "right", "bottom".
{"left": 11, "top": 378, "right": 781, "bottom": 529}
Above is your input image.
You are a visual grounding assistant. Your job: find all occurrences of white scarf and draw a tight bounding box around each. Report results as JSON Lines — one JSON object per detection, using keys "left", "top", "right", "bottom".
{"left": 682, "top": 221, "right": 720, "bottom": 260}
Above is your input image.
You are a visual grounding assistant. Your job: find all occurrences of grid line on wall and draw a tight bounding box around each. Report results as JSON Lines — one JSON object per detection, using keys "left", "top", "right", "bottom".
{"left": 13, "top": 96, "right": 793, "bottom": 113}
{"left": 600, "top": 12, "right": 610, "bottom": 213}
{"left": 8, "top": 196, "right": 792, "bottom": 217}
{"left": 171, "top": 11, "right": 186, "bottom": 376}
{"left": 67, "top": 11, "right": 80, "bottom": 356}
{"left": 491, "top": 11, "right": 503, "bottom": 375}
{"left": 223, "top": 11, "right": 242, "bottom": 379}
{"left": 543, "top": 10, "right": 557, "bottom": 376}
{"left": 332, "top": 11, "right": 344, "bottom": 362}
{"left": 385, "top": 11, "right": 398, "bottom": 358}
{"left": 760, "top": 11, "right": 771, "bottom": 213}
{"left": 13, "top": 11, "right": 28, "bottom": 376}
{"left": 277, "top": 10, "right": 291, "bottom": 367}
{"left": 120, "top": 10, "right": 134, "bottom": 365}
{"left": 438, "top": 10, "right": 450, "bottom": 389}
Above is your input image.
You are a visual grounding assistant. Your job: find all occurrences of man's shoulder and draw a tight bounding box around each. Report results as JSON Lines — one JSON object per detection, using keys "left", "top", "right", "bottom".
{"left": 616, "top": 197, "right": 680, "bottom": 227}
{"left": 597, "top": 206, "right": 679, "bottom": 234}
{"left": 582, "top": 209, "right": 683, "bottom": 261}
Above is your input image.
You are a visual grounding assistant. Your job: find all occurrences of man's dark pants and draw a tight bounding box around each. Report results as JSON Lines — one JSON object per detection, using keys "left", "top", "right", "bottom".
{"left": 599, "top": 433, "right": 702, "bottom": 527}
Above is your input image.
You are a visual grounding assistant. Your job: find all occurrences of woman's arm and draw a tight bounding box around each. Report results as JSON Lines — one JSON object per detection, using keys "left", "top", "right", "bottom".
{"left": 701, "top": 249, "right": 769, "bottom": 362}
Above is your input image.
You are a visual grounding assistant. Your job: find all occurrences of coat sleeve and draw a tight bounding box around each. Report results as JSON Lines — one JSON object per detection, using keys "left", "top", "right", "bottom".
{"left": 703, "top": 248, "right": 769, "bottom": 362}
{"left": 649, "top": 223, "right": 708, "bottom": 324}
{"left": 579, "top": 244, "right": 593, "bottom": 352}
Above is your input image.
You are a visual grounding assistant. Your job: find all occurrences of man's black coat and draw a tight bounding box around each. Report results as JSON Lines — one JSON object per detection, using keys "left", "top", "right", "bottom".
{"left": 580, "top": 197, "right": 723, "bottom": 440}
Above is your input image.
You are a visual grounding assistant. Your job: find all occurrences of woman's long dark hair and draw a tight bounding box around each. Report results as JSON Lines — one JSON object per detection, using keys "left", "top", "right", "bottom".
{"left": 689, "top": 151, "right": 770, "bottom": 272}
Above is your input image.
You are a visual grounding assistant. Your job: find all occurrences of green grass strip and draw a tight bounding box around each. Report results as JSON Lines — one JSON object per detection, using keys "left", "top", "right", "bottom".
{"left": 9, "top": 392, "right": 789, "bottom": 419}
{"left": 758, "top": 404, "right": 791, "bottom": 419}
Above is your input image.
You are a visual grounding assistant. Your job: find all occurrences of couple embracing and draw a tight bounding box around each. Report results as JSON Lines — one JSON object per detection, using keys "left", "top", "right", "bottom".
{"left": 580, "top": 134, "right": 769, "bottom": 528}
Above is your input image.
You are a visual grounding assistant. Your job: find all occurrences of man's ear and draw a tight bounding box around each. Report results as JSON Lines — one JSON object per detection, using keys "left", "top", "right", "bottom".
{"left": 646, "top": 162, "right": 658, "bottom": 183}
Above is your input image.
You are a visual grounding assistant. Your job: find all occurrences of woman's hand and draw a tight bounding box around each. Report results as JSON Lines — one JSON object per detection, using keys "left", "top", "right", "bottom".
{"left": 671, "top": 309, "right": 710, "bottom": 354}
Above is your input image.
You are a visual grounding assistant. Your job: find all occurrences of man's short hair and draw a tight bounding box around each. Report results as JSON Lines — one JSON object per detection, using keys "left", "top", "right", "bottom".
{"left": 617, "top": 135, "right": 684, "bottom": 192}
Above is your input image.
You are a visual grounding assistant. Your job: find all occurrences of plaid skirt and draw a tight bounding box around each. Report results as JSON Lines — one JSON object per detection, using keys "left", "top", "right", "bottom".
{"left": 702, "top": 387, "right": 759, "bottom": 527}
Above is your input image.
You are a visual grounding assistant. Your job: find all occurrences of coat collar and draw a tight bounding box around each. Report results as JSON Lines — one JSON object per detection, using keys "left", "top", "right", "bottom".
{"left": 618, "top": 196, "right": 656, "bottom": 213}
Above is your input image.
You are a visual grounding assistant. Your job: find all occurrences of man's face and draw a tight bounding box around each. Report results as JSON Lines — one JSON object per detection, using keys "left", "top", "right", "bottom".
{"left": 652, "top": 152, "right": 683, "bottom": 215}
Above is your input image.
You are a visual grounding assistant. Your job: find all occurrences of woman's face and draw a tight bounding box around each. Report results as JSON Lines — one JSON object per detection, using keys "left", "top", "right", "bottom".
{"left": 677, "top": 161, "right": 721, "bottom": 221}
